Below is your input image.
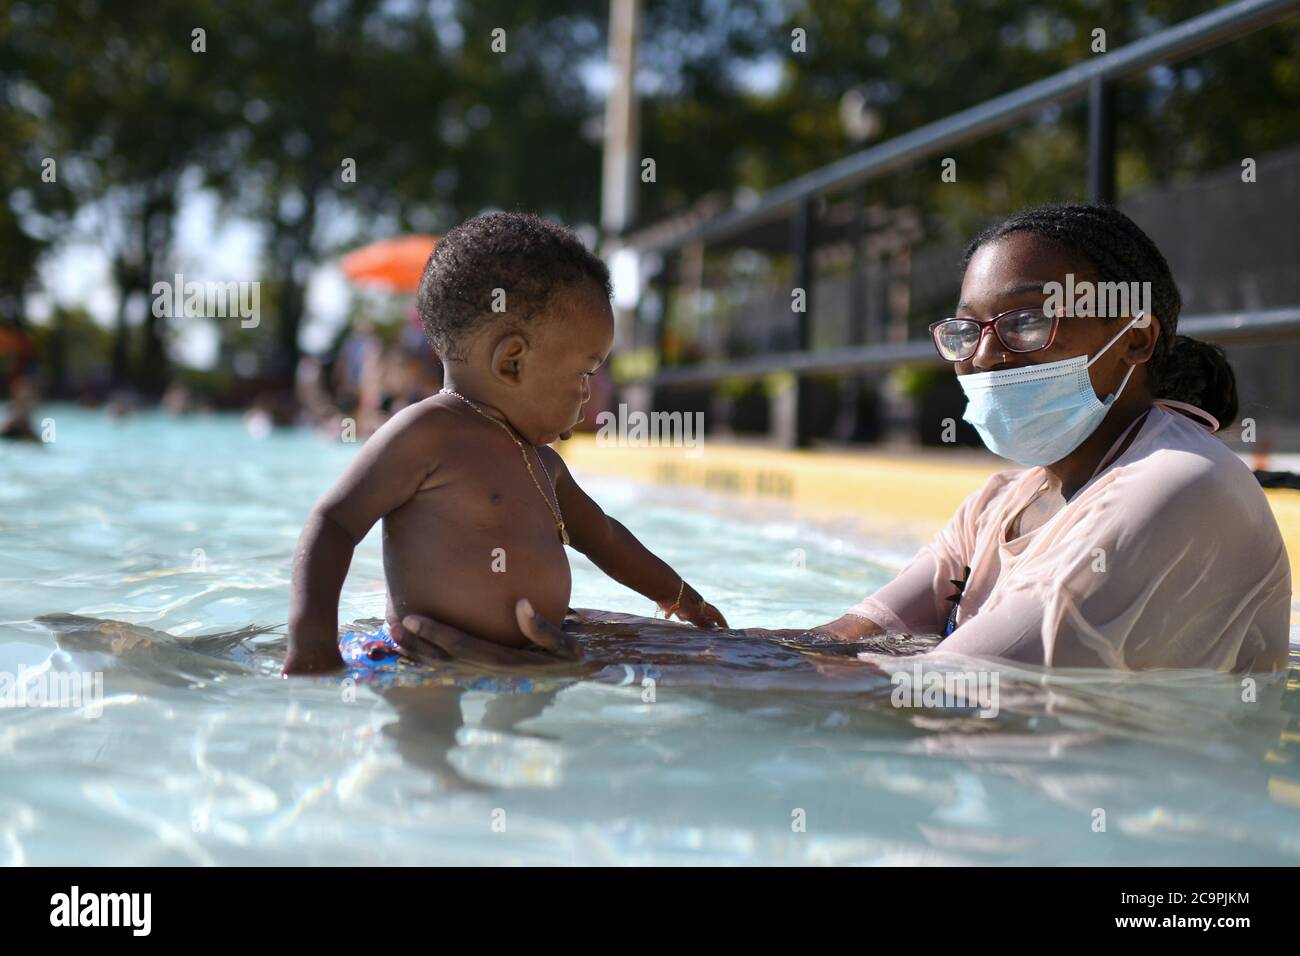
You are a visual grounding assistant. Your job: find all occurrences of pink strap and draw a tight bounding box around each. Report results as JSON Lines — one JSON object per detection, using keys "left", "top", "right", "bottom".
{"left": 1087, "top": 410, "right": 1150, "bottom": 486}
{"left": 1086, "top": 401, "right": 1219, "bottom": 487}
{"left": 1154, "top": 399, "right": 1220, "bottom": 433}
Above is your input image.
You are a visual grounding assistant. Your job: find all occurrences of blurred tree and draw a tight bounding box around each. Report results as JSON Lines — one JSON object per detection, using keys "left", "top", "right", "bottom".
{"left": 204, "top": 0, "right": 448, "bottom": 384}
{"left": 636, "top": 0, "right": 1300, "bottom": 236}
{"left": 28, "top": 305, "right": 114, "bottom": 394}
{"left": 185, "top": 0, "right": 611, "bottom": 384}
{"left": 5, "top": 0, "right": 232, "bottom": 394}
{"left": 1, "top": 0, "right": 1296, "bottom": 398}
{"left": 0, "top": 4, "right": 75, "bottom": 334}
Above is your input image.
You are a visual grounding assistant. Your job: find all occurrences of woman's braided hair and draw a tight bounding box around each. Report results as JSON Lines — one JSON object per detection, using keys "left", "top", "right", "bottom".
{"left": 961, "top": 202, "right": 1237, "bottom": 428}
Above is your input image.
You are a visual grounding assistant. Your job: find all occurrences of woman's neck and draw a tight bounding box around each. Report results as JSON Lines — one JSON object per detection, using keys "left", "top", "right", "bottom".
{"left": 1045, "top": 395, "right": 1154, "bottom": 500}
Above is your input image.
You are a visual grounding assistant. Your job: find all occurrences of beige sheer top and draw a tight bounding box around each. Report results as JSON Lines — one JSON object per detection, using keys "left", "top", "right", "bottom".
{"left": 848, "top": 403, "right": 1292, "bottom": 671}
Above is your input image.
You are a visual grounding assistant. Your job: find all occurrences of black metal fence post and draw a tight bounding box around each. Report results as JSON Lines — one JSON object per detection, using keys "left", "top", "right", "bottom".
{"left": 791, "top": 196, "right": 817, "bottom": 446}
{"left": 1088, "top": 76, "right": 1117, "bottom": 204}
{"left": 619, "top": 0, "right": 1300, "bottom": 402}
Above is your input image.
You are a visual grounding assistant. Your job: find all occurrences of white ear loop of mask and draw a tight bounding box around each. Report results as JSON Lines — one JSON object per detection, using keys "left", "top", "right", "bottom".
{"left": 1085, "top": 311, "right": 1143, "bottom": 369}
{"left": 1086, "top": 312, "right": 1143, "bottom": 401}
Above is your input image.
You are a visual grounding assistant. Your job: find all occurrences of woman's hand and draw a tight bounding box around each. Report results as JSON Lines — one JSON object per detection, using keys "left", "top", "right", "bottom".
{"left": 739, "top": 614, "right": 883, "bottom": 642}
{"left": 391, "top": 599, "right": 581, "bottom": 667}
{"left": 811, "top": 613, "right": 882, "bottom": 640}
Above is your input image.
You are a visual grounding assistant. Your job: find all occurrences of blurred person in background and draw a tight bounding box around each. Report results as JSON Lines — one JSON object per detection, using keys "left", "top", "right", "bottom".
{"left": 1, "top": 376, "right": 41, "bottom": 443}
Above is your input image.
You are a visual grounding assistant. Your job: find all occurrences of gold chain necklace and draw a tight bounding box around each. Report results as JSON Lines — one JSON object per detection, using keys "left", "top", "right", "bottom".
{"left": 440, "top": 388, "right": 569, "bottom": 546}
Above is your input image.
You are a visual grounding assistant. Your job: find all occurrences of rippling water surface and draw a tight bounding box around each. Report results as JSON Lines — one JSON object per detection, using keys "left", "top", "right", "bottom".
{"left": 1, "top": 407, "right": 1298, "bottom": 865}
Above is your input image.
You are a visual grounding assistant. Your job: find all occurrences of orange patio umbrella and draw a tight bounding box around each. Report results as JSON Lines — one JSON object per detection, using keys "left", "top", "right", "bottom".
{"left": 339, "top": 234, "right": 439, "bottom": 294}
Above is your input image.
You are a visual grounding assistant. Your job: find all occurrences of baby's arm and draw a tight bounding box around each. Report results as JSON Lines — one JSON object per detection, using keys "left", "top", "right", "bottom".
{"left": 545, "top": 448, "right": 727, "bottom": 628}
{"left": 285, "top": 405, "right": 444, "bottom": 673}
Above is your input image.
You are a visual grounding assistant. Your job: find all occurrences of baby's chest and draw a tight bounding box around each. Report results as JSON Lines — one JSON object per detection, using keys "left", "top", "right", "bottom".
{"left": 413, "top": 468, "right": 564, "bottom": 537}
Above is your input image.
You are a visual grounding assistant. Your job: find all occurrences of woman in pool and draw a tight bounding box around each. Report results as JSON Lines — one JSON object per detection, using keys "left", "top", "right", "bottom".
{"left": 392, "top": 203, "right": 1292, "bottom": 672}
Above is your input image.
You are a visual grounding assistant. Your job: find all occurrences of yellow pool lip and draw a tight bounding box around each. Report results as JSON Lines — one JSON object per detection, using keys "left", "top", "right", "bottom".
{"left": 557, "top": 434, "right": 1300, "bottom": 605}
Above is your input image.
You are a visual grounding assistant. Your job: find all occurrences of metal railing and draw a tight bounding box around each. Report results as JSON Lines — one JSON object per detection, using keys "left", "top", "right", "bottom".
{"left": 647, "top": 307, "right": 1300, "bottom": 387}
{"left": 622, "top": 0, "right": 1300, "bottom": 444}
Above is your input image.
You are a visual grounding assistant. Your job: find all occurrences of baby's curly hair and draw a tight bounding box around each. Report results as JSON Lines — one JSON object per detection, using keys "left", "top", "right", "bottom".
{"left": 417, "top": 211, "right": 612, "bottom": 362}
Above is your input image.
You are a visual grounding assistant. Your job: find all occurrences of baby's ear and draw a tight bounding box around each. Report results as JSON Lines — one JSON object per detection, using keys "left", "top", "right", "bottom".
{"left": 489, "top": 332, "right": 530, "bottom": 385}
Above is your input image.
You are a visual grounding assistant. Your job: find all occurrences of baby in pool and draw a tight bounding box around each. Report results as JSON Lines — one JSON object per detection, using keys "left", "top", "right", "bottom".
{"left": 285, "top": 212, "right": 725, "bottom": 673}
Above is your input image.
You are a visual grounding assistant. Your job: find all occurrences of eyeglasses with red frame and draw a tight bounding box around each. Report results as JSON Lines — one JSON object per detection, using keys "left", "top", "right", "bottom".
{"left": 928, "top": 305, "right": 1064, "bottom": 362}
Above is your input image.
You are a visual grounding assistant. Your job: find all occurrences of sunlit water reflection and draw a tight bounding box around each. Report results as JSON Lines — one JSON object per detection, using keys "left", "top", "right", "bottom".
{"left": 1, "top": 407, "right": 1298, "bottom": 864}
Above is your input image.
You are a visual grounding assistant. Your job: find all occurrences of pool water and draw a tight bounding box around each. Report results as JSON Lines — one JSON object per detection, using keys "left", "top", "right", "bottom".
{"left": 1, "top": 407, "right": 1298, "bottom": 865}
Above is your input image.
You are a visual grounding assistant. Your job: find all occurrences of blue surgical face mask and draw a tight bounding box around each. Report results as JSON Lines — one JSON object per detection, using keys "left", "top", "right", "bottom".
{"left": 958, "top": 315, "right": 1141, "bottom": 467}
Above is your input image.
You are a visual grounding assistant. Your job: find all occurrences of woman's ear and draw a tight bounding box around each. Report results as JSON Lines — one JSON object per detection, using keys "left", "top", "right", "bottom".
{"left": 489, "top": 333, "right": 530, "bottom": 386}
{"left": 1125, "top": 311, "right": 1160, "bottom": 364}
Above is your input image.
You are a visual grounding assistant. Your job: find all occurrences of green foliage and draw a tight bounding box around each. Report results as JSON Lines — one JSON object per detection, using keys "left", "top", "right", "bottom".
{"left": 889, "top": 363, "right": 943, "bottom": 399}
{"left": 2, "top": 0, "right": 1297, "bottom": 399}
{"left": 639, "top": 0, "right": 1300, "bottom": 233}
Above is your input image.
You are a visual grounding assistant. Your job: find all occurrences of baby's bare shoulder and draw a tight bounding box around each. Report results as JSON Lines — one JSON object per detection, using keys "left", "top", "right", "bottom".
{"left": 343, "top": 398, "right": 483, "bottom": 490}
{"left": 537, "top": 443, "right": 574, "bottom": 481}
{"left": 536, "top": 443, "right": 565, "bottom": 467}
{"left": 374, "top": 394, "right": 477, "bottom": 450}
